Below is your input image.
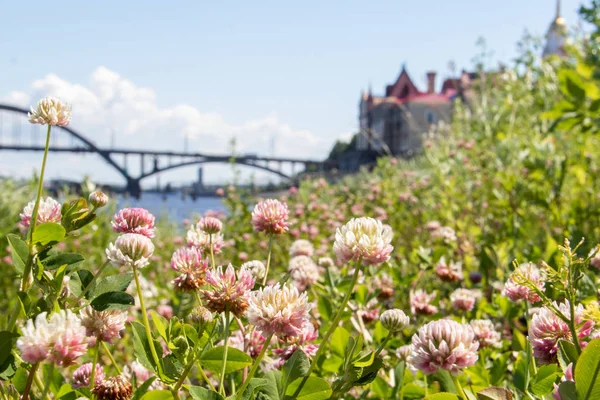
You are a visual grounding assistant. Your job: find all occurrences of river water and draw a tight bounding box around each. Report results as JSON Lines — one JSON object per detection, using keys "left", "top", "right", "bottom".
{"left": 116, "top": 192, "right": 225, "bottom": 222}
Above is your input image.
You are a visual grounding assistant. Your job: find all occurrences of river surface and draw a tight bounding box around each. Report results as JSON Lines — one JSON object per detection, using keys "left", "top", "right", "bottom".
{"left": 116, "top": 192, "right": 225, "bottom": 222}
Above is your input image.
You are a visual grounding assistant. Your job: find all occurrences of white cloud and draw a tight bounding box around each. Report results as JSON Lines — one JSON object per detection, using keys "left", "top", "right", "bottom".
{"left": 0, "top": 66, "right": 329, "bottom": 186}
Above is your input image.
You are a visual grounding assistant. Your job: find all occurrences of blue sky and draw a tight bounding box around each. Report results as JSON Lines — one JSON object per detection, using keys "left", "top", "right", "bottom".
{"left": 0, "top": 1, "right": 582, "bottom": 185}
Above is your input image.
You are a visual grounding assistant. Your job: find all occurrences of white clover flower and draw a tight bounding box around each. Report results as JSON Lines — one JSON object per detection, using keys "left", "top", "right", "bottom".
{"left": 246, "top": 283, "right": 311, "bottom": 339}
{"left": 380, "top": 309, "right": 410, "bottom": 332}
{"left": 106, "top": 233, "right": 154, "bottom": 269}
{"left": 28, "top": 97, "right": 72, "bottom": 126}
{"left": 241, "top": 260, "right": 267, "bottom": 280}
{"left": 333, "top": 217, "right": 393, "bottom": 266}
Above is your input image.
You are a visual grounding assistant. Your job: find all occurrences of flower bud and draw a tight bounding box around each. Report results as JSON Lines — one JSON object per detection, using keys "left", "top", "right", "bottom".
{"left": 198, "top": 217, "right": 222, "bottom": 234}
{"left": 189, "top": 306, "right": 214, "bottom": 326}
{"left": 380, "top": 309, "right": 409, "bottom": 332}
{"left": 89, "top": 191, "right": 109, "bottom": 208}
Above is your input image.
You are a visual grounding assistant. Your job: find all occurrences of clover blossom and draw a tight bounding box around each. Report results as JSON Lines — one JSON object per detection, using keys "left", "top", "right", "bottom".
{"left": 72, "top": 363, "right": 104, "bottom": 389}
{"left": 112, "top": 208, "right": 156, "bottom": 238}
{"left": 170, "top": 247, "right": 209, "bottom": 290}
{"left": 202, "top": 264, "right": 255, "bottom": 317}
{"left": 529, "top": 301, "right": 593, "bottom": 364}
{"left": 333, "top": 217, "right": 393, "bottom": 266}
{"left": 19, "top": 197, "right": 62, "bottom": 228}
{"left": 17, "top": 310, "right": 88, "bottom": 366}
{"left": 80, "top": 306, "right": 128, "bottom": 344}
{"left": 410, "top": 319, "right": 479, "bottom": 374}
{"left": 28, "top": 96, "right": 72, "bottom": 126}
{"left": 246, "top": 283, "right": 311, "bottom": 339}
{"left": 503, "top": 262, "right": 545, "bottom": 303}
{"left": 251, "top": 199, "right": 290, "bottom": 234}
{"left": 106, "top": 233, "right": 155, "bottom": 269}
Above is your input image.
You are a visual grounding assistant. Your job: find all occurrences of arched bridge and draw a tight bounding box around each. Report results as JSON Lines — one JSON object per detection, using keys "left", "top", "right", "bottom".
{"left": 0, "top": 104, "right": 329, "bottom": 197}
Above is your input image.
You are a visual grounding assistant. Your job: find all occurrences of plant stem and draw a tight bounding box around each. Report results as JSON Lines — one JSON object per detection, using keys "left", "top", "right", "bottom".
{"left": 132, "top": 265, "right": 162, "bottom": 372}
{"left": 293, "top": 258, "right": 363, "bottom": 397}
{"left": 209, "top": 234, "right": 216, "bottom": 269}
{"left": 374, "top": 333, "right": 392, "bottom": 359}
{"left": 22, "top": 124, "right": 52, "bottom": 292}
{"left": 219, "top": 309, "right": 231, "bottom": 396}
{"left": 101, "top": 342, "right": 122, "bottom": 374}
{"left": 451, "top": 374, "right": 466, "bottom": 400}
{"left": 40, "top": 363, "right": 53, "bottom": 400}
{"left": 76, "top": 261, "right": 109, "bottom": 303}
{"left": 235, "top": 334, "right": 273, "bottom": 400}
{"left": 21, "top": 363, "right": 39, "bottom": 400}
{"left": 196, "top": 361, "right": 217, "bottom": 391}
{"left": 262, "top": 234, "right": 274, "bottom": 285}
{"left": 173, "top": 355, "right": 197, "bottom": 393}
{"left": 6, "top": 302, "right": 21, "bottom": 332}
{"left": 89, "top": 340, "right": 100, "bottom": 390}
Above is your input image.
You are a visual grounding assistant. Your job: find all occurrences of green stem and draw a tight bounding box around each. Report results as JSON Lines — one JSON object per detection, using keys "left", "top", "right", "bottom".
{"left": 524, "top": 302, "right": 537, "bottom": 375}
{"left": 132, "top": 265, "right": 162, "bottom": 372}
{"left": 76, "top": 261, "right": 109, "bottom": 303}
{"left": 451, "top": 374, "right": 466, "bottom": 400}
{"left": 374, "top": 333, "right": 392, "bottom": 359}
{"left": 101, "top": 342, "right": 121, "bottom": 374}
{"left": 219, "top": 309, "right": 231, "bottom": 395}
{"left": 21, "top": 363, "right": 39, "bottom": 400}
{"left": 40, "top": 363, "right": 54, "bottom": 400}
{"left": 209, "top": 234, "right": 216, "bottom": 269}
{"left": 6, "top": 302, "right": 21, "bottom": 332}
{"left": 89, "top": 341, "right": 100, "bottom": 389}
{"left": 174, "top": 354, "right": 197, "bottom": 392}
{"left": 262, "top": 234, "right": 274, "bottom": 285}
{"left": 235, "top": 334, "right": 273, "bottom": 400}
{"left": 293, "top": 258, "right": 363, "bottom": 397}
{"left": 196, "top": 362, "right": 217, "bottom": 391}
{"left": 22, "top": 124, "right": 52, "bottom": 292}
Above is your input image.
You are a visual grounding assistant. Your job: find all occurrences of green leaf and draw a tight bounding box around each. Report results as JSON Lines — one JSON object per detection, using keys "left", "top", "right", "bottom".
{"left": 281, "top": 350, "right": 310, "bottom": 392}
{"left": 32, "top": 222, "right": 66, "bottom": 245}
{"left": 284, "top": 376, "right": 331, "bottom": 400}
{"left": 490, "top": 353, "right": 510, "bottom": 386}
{"left": 431, "top": 370, "right": 457, "bottom": 393}
{"left": 575, "top": 339, "right": 600, "bottom": 400}
{"left": 477, "top": 387, "right": 513, "bottom": 400}
{"left": 56, "top": 384, "right": 74, "bottom": 399}
{"left": 7, "top": 234, "right": 28, "bottom": 274}
{"left": 391, "top": 361, "right": 405, "bottom": 399}
{"left": 330, "top": 327, "right": 350, "bottom": 358}
{"left": 150, "top": 311, "right": 169, "bottom": 342}
{"left": 131, "top": 321, "right": 158, "bottom": 371}
{"left": 317, "top": 296, "right": 332, "bottom": 322}
{"left": 0, "top": 354, "right": 17, "bottom": 380}
{"left": 91, "top": 273, "right": 133, "bottom": 298}
{"left": 0, "top": 331, "right": 19, "bottom": 366}
{"left": 236, "top": 378, "right": 268, "bottom": 400}
{"left": 261, "top": 370, "right": 282, "bottom": 400}
{"left": 558, "top": 381, "right": 578, "bottom": 400}
{"left": 558, "top": 340, "right": 578, "bottom": 370}
{"left": 402, "top": 383, "right": 426, "bottom": 400}
{"left": 133, "top": 377, "right": 157, "bottom": 400}
{"left": 513, "top": 353, "right": 529, "bottom": 392}
{"left": 188, "top": 386, "right": 224, "bottom": 400}
{"left": 353, "top": 351, "right": 375, "bottom": 368}
{"left": 530, "top": 364, "right": 558, "bottom": 396}
{"left": 12, "top": 367, "right": 28, "bottom": 392}
{"left": 354, "top": 356, "right": 383, "bottom": 386}
{"left": 91, "top": 291, "right": 135, "bottom": 311}
{"left": 199, "top": 346, "right": 252, "bottom": 373}
{"left": 41, "top": 253, "right": 84, "bottom": 271}
{"left": 424, "top": 394, "right": 459, "bottom": 400}
{"left": 140, "top": 390, "right": 174, "bottom": 400}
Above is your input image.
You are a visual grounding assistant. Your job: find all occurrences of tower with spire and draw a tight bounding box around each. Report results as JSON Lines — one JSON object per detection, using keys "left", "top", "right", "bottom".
{"left": 543, "top": 0, "right": 567, "bottom": 57}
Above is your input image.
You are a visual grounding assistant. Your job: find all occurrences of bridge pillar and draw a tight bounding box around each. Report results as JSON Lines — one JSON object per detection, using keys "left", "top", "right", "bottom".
{"left": 126, "top": 178, "right": 142, "bottom": 199}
